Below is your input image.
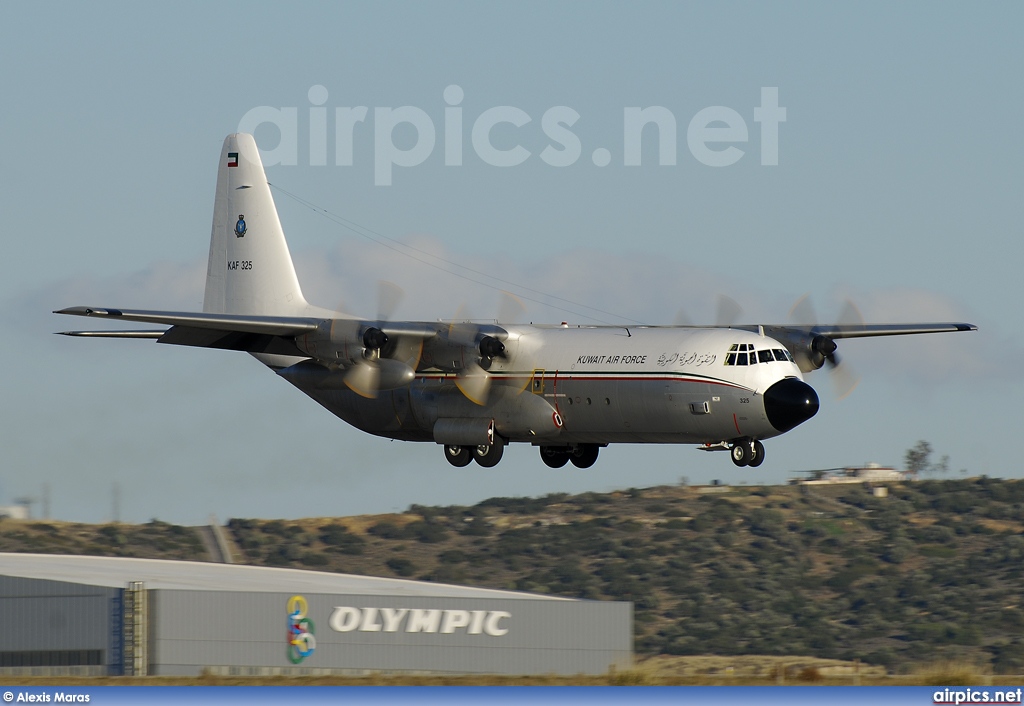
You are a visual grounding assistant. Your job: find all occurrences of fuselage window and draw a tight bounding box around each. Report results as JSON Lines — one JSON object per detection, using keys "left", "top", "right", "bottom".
{"left": 758, "top": 350, "right": 774, "bottom": 364}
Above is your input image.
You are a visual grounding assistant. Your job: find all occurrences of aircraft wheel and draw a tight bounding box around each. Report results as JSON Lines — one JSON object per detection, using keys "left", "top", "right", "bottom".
{"left": 749, "top": 440, "right": 765, "bottom": 468}
{"left": 731, "top": 442, "right": 751, "bottom": 467}
{"left": 444, "top": 445, "right": 472, "bottom": 468}
{"left": 570, "top": 444, "right": 600, "bottom": 468}
{"left": 540, "top": 447, "right": 569, "bottom": 468}
{"left": 473, "top": 442, "right": 504, "bottom": 468}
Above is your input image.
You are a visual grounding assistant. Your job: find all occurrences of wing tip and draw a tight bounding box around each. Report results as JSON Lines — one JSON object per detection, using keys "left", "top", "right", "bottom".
{"left": 53, "top": 307, "right": 123, "bottom": 317}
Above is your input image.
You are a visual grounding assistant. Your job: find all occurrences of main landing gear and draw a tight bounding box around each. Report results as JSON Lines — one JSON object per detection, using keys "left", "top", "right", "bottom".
{"left": 730, "top": 438, "right": 765, "bottom": 468}
{"left": 445, "top": 442, "right": 603, "bottom": 469}
{"left": 444, "top": 442, "right": 504, "bottom": 468}
{"left": 539, "top": 444, "right": 600, "bottom": 469}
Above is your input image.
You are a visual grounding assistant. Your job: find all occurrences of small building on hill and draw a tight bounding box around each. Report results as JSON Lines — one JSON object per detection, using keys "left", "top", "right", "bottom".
{"left": 0, "top": 554, "right": 631, "bottom": 677}
{"left": 0, "top": 505, "right": 29, "bottom": 520}
{"left": 792, "top": 463, "right": 907, "bottom": 485}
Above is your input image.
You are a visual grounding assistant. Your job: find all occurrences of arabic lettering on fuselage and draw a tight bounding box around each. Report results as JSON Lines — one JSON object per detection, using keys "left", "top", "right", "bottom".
{"left": 574, "top": 352, "right": 718, "bottom": 367}
{"left": 656, "top": 351, "right": 718, "bottom": 368}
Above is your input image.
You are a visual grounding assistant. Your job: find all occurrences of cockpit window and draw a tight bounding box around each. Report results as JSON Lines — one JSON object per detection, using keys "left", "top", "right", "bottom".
{"left": 724, "top": 343, "right": 738, "bottom": 365}
{"left": 726, "top": 343, "right": 755, "bottom": 366}
{"left": 726, "top": 343, "right": 796, "bottom": 366}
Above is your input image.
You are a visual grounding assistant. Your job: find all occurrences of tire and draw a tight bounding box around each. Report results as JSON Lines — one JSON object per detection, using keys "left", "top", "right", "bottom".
{"left": 540, "top": 447, "right": 570, "bottom": 468}
{"left": 749, "top": 440, "right": 765, "bottom": 467}
{"left": 473, "top": 442, "right": 504, "bottom": 468}
{"left": 731, "top": 442, "right": 750, "bottom": 467}
{"left": 569, "top": 444, "right": 600, "bottom": 468}
{"left": 444, "top": 445, "right": 472, "bottom": 467}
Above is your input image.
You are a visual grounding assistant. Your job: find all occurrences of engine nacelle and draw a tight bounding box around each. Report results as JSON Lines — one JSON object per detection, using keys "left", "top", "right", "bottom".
{"left": 294, "top": 320, "right": 409, "bottom": 364}
{"left": 277, "top": 359, "right": 414, "bottom": 391}
{"left": 762, "top": 327, "right": 838, "bottom": 373}
{"left": 806, "top": 334, "right": 837, "bottom": 370}
{"left": 293, "top": 319, "right": 363, "bottom": 362}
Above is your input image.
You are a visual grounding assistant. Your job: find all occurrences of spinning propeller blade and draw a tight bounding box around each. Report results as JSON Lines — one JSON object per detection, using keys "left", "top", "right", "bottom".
{"left": 339, "top": 281, "right": 410, "bottom": 399}
{"left": 448, "top": 295, "right": 520, "bottom": 406}
{"left": 788, "top": 294, "right": 862, "bottom": 399}
{"left": 344, "top": 359, "right": 381, "bottom": 398}
{"left": 715, "top": 294, "right": 743, "bottom": 328}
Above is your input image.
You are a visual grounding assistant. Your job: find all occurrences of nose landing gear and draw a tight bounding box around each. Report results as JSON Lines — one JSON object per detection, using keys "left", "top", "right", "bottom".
{"left": 730, "top": 438, "right": 765, "bottom": 467}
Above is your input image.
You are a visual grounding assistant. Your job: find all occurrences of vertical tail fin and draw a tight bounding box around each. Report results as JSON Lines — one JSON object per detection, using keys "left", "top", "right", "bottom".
{"left": 203, "top": 133, "right": 310, "bottom": 316}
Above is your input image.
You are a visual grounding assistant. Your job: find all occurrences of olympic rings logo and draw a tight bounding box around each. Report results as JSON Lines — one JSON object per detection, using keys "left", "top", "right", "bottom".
{"left": 287, "top": 595, "right": 316, "bottom": 664}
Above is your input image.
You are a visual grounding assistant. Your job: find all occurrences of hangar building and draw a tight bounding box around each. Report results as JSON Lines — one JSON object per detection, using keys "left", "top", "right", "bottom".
{"left": 0, "top": 554, "right": 632, "bottom": 677}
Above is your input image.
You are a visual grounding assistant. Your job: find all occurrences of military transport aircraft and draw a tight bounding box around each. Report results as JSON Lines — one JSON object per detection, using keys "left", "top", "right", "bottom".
{"left": 55, "top": 134, "right": 976, "bottom": 470}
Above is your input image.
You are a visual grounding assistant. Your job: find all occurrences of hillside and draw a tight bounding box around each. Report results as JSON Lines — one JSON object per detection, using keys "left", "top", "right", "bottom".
{"left": 3, "top": 477, "right": 1024, "bottom": 673}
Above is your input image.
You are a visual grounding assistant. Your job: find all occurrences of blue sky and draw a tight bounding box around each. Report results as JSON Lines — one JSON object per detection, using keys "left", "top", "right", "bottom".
{"left": 1, "top": 2, "right": 1020, "bottom": 524}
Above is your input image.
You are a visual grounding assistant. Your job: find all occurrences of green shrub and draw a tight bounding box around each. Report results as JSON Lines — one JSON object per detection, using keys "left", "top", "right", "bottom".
{"left": 300, "top": 552, "right": 328, "bottom": 566}
{"left": 319, "top": 523, "right": 366, "bottom": 554}
{"left": 386, "top": 557, "right": 416, "bottom": 577}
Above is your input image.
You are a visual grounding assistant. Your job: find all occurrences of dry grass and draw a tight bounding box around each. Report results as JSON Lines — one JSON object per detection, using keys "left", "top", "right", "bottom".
{"left": 636, "top": 655, "right": 885, "bottom": 683}
{"left": 911, "top": 660, "right": 988, "bottom": 686}
{"left": 0, "top": 656, "right": 895, "bottom": 686}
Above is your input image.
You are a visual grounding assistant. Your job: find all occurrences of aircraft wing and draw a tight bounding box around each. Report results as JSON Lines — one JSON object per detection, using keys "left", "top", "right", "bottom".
{"left": 757, "top": 322, "right": 978, "bottom": 342}
{"left": 54, "top": 306, "right": 444, "bottom": 357}
{"left": 755, "top": 321, "right": 976, "bottom": 376}
{"left": 567, "top": 322, "right": 978, "bottom": 336}
{"left": 802, "top": 322, "right": 977, "bottom": 339}
{"left": 54, "top": 306, "right": 330, "bottom": 356}
{"left": 54, "top": 307, "right": 322, "bottom": 336}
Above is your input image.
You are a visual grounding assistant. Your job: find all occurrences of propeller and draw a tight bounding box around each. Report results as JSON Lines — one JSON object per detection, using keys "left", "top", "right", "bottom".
{"left": 496, "top": 290, "right": 525, "bottom": 327}
{"left": 669, "top": 294, "right": 740, "bottom": 328}
{"left": 449, "top": 293, "right": 522, "bottom": 405}
{"left": 376, "top": 280, "right": 403, "bottom": 321}
{"left": 342, "top": 282, "right": 418, "bottom": 398}
{"left": 715, "top": 294, "right": 743, "bottom": 328}
{"left": 343, "top": 326, "right": 389, "bottom": 398}
{"left": 787, "top": 294, "right": 862, "bottom": 399}
{"left": 672, "top": 308, "right": 693, "bottom": 327}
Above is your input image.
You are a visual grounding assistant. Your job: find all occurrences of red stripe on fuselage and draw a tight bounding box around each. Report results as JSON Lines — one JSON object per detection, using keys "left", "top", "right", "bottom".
{"left": 412, "top": 373, "right": 747, "bottom": 390}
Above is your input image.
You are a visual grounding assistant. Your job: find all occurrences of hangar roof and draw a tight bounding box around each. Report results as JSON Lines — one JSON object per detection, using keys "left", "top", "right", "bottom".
{"left": 0, "top": 554, "right": 569, "bottom": 601}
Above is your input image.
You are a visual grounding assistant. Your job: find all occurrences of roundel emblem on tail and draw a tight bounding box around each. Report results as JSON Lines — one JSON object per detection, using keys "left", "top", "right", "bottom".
{"left": 234, "top": 215, "right": 247, "bottom": 238}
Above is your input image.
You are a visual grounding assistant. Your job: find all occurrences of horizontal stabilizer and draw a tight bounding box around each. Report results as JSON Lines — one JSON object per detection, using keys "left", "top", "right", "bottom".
{"left": 56, "top": 329, "right": 166, "bottom": 339}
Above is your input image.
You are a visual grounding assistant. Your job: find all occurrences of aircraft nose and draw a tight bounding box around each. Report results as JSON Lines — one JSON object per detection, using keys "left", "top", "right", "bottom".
{"left": 763, "top": 378, "right": 819, "bottom": 433}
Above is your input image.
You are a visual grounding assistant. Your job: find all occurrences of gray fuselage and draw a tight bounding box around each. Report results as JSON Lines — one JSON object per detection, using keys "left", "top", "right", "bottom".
{"left": 286, "top": 325, "right": 814, "bottom": 448}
